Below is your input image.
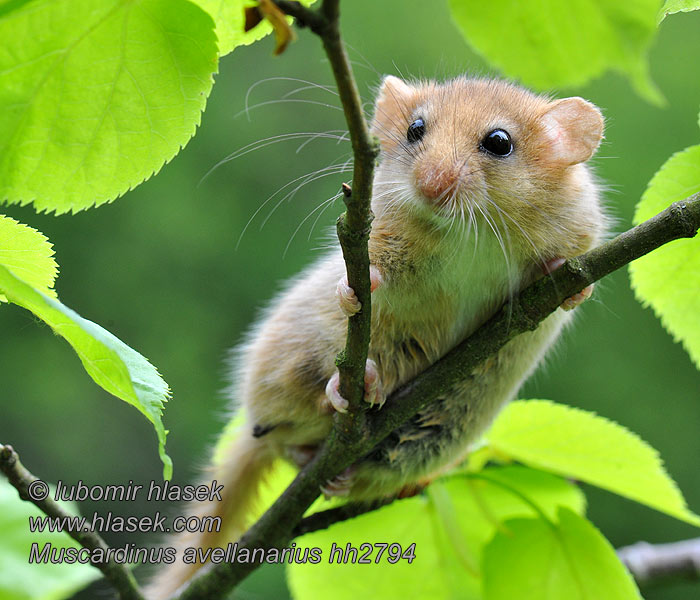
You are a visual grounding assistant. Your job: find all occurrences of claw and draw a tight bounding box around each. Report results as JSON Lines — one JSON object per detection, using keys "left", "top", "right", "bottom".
{"left": 335, "top": 266, "right": 383, "bottom": 317}
{"left": 322, "top": 359, "right": 385, "bottom": 414}
{"left": 363, "top": 358, "right": 385, "bottom": 408}
{"left": 324, "top": 371, "right": 347, "bottom": 413}
{"left": 320, "top": 466, "right": 356, "bottom": 498}
{"left": 336, "top": 276, "right": 361, "bottom": 317}
{"left": 286, "top": 444, "right": 317, "bottom": 468}
{"left": 543, "top": 257, "right": 566, "bottom": 274}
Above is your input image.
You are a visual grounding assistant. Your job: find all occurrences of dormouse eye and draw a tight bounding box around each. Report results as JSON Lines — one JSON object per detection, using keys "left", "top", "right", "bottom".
{"left": 480, "top": 129, "right": 513, "bottom": 157}
{"left": 407, "top": 118, "right": 426, "bottom": 143}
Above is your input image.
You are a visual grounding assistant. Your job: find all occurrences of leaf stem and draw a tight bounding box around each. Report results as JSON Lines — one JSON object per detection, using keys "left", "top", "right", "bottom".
{"left": 464, "top": 472, "right": 555, "bottom": 527}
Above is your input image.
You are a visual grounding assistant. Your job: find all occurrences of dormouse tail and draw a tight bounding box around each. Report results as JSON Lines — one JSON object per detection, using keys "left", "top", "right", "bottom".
{"left": 145, "top": 429, "right": 275, "bottom": 599}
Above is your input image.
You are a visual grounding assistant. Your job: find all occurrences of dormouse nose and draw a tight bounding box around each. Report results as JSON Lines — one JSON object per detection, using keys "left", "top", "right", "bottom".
{"left": 415, "top": 158, "right": 463, "bottom": 203}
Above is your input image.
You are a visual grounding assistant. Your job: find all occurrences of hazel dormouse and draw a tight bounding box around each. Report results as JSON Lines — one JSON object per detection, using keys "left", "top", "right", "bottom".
{"left": 147, "top": 75, "right": 606, "bottom": 598}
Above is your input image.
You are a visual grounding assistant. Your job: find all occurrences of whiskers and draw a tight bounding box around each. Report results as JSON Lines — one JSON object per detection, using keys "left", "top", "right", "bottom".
{"left": 199, "top": 131, "right": 349, "bottom": 186}
{"left": 242, "top": 77, "right": 339, "bottom": 121}
{"left": 421, "top": 175, "right": 531, "bottom": 326}
{"left": 201, "top": 75, "right": 363, "bottom": 253}
{"left": 236, "top": 159, "right": 353, "bottom": 250}
{"left": 372, "top": 179, "right": 417, "bottom": 219}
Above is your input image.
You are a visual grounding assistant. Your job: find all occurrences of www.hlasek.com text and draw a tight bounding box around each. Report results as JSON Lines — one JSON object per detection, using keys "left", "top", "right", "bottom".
{"left": 28, "top": 510, "right": 221, "bottom": 534}
{"left": 29, "top": 542, "right": 417, "bottom": 566}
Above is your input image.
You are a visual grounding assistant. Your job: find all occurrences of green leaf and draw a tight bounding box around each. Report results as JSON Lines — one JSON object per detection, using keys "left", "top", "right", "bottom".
{"left": 0, "top": 479, "right": 100, "bottom": 600}
{"left": 191, "top": 0, "right": 269, "bottom": 56}
{"left": 440, "top": 466, "right": 586, "bottom": 598}
{"left": 0, "top": 264, "right": 172, "bottom": 479}
{"left": 483, "top": 508, "right": 641, "bottom": 600}
{"left": 486, "top": 400, "right": 700, "bottom": 526}
{"left": 188, "top": 0, "right": 318, "bottom": 57}
{"left": 457, "top": 466, "right": 587, "bottom": 525}
{"left": 0, "top": 215, "right": 57, "bottom": 303}
{"left": 287, "top": 466, "right": 585, "bottom": 600}
{"left": 0, "top": 0, "right": 217, "bottom": 213}
{"left": 447, "top": 0, "right": 662, "bottom": 104}
{"left": 629, "top": 144, "right": 700, "bottom": 370}
{"left": 658, "top": 0, "right": 700, "bottom": 23}
{"left": 288, "top": 492, "right": 464, "bottom": 600}
{"left": 427, "top": 482, "right": 480, "bottom": 577}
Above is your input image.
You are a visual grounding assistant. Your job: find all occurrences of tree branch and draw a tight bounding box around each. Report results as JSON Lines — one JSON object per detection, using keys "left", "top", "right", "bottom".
{"left": 366, "top": 196, "right": 700, "bottom": 441}
{"left": 3, "top": 1, "right": 695, "bottom": 598}
{"left": 273, "top": 1, "right": 326, "bottom": 33}
{"left": 175, "top": 185, "right": 700, "bottom": 599}
{"left": 618, "top": 537, "right": 700, "bottom": 588}
{"left": 0, "top": 444, "right": 145, "bottom": 600}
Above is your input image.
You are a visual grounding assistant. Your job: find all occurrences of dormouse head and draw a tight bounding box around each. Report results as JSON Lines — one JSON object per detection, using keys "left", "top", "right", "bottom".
{"left": 370, "top": 75, "right": 605, "bottom": 259}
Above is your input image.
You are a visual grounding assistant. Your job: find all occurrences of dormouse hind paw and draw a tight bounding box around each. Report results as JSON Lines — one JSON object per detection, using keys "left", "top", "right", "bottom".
{"left": 560, "top": 284, "right": 594, "bottom": 310}
{"left": 286, "top": 444, "right": 318, "bottom": 468}
{"left": 322, "top": 358, "right": 385, "bottom": 414}
{"left": 320, "top": 465, "right": 356, "bottom": 498}
{"left": 336, "top": 266, "right": 383, "bottom": 317}
{"left": 543, "top": 258, "right": 594, "bottom": 310}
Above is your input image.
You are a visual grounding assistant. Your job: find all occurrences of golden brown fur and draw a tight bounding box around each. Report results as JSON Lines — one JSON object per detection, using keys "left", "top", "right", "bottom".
{"left": 147, "top": 75, "right": 606, "bottom": 598}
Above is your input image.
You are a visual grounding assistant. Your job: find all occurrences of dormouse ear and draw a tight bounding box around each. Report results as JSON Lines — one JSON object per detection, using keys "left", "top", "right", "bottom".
{"left": 372, "top": 76, "right": 414, "bottom": 136}
{"left": 538, "top": 97, "right": 604, "bottom": 166}
{"left": 377, "top": 75, "right": 413, "bottom": 105}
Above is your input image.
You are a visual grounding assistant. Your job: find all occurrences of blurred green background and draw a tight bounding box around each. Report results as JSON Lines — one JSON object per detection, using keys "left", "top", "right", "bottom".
{"left": 2, "top": 1, "right": 699, "bottom": 598}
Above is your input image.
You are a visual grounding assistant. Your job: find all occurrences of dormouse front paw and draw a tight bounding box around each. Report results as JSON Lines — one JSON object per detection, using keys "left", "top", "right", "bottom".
{"left": 323, "top": 358, "right": 385, "bottom": 413}
{"left": 336, "top": 265, "right": 383, "bottom": 317}
{"left": 543, "top": 258, "right": 594, "bottom": 311}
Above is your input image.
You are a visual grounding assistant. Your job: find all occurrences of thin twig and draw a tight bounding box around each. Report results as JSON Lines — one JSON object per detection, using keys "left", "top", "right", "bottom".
{"left": 618, "top": 537, "right": 700, "bottom": 588}
{"left": 292, "top": 497, "right": 396, "bottom": 537}
{"left": 0, "top": 444, "right": 145, "bottom": 600}
{"left": 176, "top": 2, "right": 379, "bottom": 597}
{"left": 278, "top": 0, "right": 380, "bottom": 438}
{"left": 274, "top": 1, "right": 326, "bottom": 33}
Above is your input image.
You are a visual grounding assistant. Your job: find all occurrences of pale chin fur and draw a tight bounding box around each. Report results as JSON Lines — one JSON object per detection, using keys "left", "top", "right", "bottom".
{"left": 371, "top": 162, "right": 526, "bottom": 333}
